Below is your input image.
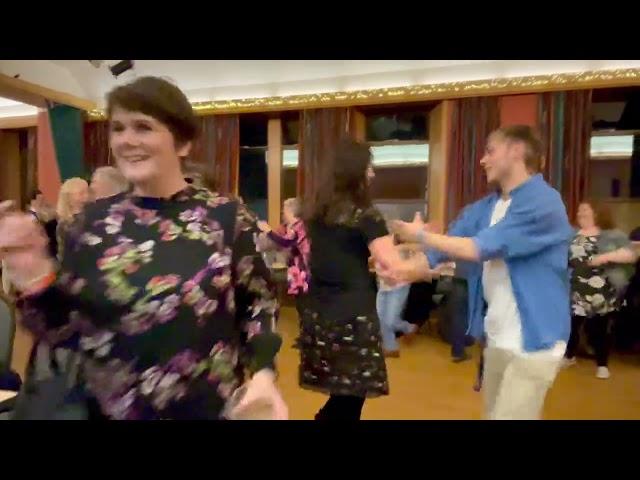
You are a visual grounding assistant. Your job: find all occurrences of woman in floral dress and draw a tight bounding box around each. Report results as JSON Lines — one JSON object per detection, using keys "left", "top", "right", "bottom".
{"left": 0, "top": 76, "right": 287, "bottom": 420}
{"left": 565, "top": 201, "right": 631, "bottom": 379}
{"left": 300, "top": 138, "right": 432, "bottom": 420}
{"left": 257, "top": 198, "right": 310, "bottom": 313}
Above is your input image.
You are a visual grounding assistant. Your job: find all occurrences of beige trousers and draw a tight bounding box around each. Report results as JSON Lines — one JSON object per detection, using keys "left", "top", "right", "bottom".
{"left": 483, "top": 347, "right": 562, "bottom": 420}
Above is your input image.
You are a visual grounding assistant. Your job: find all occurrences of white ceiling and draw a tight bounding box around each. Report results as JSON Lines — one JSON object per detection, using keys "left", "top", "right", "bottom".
{"left": 1, "top": 60, "right": 640, "bottom": 118}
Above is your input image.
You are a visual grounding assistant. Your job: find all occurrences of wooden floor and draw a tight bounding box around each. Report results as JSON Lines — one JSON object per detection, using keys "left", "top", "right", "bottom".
{"left": 11, "top": 306, "right": 640, "bottom": 420}
{"left": 275, "top": 307, "right": 640, "bottom": 420}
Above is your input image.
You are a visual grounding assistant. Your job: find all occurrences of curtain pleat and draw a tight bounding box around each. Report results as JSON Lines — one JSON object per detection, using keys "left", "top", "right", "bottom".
{"left": 539, "top": 90, "right": 592, "bottom": 220}
{"left": 446, "top": 97, "right": 501, "bottom": 224}
{"left": 191, "top": 115, "right": 239, "bottom": 195}
{"left": 297, "top": 107, "right": 354, "bottom": 203}
{"left": 83, "top": 120, "right": 111, "bottom": 173}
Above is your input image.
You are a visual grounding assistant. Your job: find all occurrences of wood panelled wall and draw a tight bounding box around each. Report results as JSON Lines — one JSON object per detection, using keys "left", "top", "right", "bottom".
{"left": 0, "top": 131, "right": 22, "bottom": 204}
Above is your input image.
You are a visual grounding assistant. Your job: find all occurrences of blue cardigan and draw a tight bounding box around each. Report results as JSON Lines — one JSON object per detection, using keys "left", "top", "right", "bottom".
{"left": 428, "top": 174, "right": 574, "bottom": 352}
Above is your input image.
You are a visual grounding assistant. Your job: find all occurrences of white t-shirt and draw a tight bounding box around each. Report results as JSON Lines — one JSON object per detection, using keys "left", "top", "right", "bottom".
{"left": 481, "top": 197, "right": 565, "bottom": 357}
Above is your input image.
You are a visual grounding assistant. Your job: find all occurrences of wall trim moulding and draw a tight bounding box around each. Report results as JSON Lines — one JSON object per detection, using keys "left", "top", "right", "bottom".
{"left": 86, "top": 67, "right": 640, "bottom": 121}
{"left": 0, "top": 115, "right": 37, "bottom": 129}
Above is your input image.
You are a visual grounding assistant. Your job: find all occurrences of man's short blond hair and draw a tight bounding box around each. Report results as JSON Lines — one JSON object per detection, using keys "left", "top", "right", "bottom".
{"left": 492, "top": 125, "right": 544, "bottom": 173}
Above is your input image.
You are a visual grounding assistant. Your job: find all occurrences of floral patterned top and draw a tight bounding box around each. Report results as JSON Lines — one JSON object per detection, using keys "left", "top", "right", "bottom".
{"left": 267, "top": 219, "right": 310, "bottom": 296}
{"left": 570, "top": 233, "right": 617, "bottom": 318}
{"left": 17, "top": 186, "right": 281, "bottom": 420}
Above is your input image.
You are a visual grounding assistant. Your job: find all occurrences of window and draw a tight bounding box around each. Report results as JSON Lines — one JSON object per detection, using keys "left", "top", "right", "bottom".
{"left": 589, "top": 132, "right": 639, "bottom": 199}
{"left": 239, "top": 114, "right": 268, "bottom": 220}
{"left": 362, "top": 104, "right": 433, "bottom": 221}
{"left": 276, "top": 105, "right": 434, "bottom": 221}
{"left": 282, "top": 147, "right": 298, "bottom": 201}
{"left": 366, "top": 111, "right": 428, "bottom": 142}
{"left": 281, "top": 113, "right": 300, "bottom": 201}
{"left": 590, "top": 87, "right": 640, "bottom": 199}
{"left": 590, "top": 135, "right": 634, "bottom": 159}
{"left": 369, "top": 143, "right": 429, "bottom": 221}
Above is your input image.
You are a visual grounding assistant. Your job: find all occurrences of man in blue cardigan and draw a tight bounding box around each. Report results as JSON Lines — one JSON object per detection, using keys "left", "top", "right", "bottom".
{"left": 394, "top": 125, "right": 573, "bottom": 420}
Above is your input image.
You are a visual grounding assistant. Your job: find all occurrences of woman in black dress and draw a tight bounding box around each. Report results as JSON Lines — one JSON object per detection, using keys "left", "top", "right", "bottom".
{"left": 299, "top": 138, "right": 431, "bottom": 420}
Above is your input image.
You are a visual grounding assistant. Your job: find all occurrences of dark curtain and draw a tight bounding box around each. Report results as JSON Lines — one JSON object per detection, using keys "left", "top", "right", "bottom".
{"left": 83, "top": 120, "right": 111, "bottom": 174}
{"left": 191, "top": 115, "right": 239, "bottom": 195}
{"left": 446, "top": 97, "right": 501, "bottom": 224}
{"left": 539, "top": 90, "right": 592, "bottom": 221}
{"left": 297, "top": 107, "right": 355, "bottom": 202}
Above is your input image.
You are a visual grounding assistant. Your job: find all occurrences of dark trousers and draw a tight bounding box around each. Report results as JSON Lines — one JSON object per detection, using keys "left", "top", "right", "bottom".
{"left": 292, "top": 295, "right": 306, "bottom": 349}
{"left": 295, "top": 295, "right": 305, "bottom": 318}
{"left": 448, "top": 278, "right": 469, "bottom": 358}
{"left": 315, "top": 395, "right": 366, "bottom": 421}
{"left": 566, "top": 314, "right": 612, "bottom": 367}
{"left": 86, "top": 396, "right": 109, "bottom": 421}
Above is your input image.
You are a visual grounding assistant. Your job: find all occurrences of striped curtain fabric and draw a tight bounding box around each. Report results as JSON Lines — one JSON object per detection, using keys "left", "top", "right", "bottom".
{"left": 297, "top": 107, "right": 356, "bottom": 201}
{"left": 191, "top": 114, "right": 240, "bottom": 196}
{"left": 446, "top": 96, "right": 501, "bottom": 224}
{"left": 539, "top": 90, "right": 592, "bottom": 221}
{"left": 83, "top": 120, "right": 111, "bottom": 174}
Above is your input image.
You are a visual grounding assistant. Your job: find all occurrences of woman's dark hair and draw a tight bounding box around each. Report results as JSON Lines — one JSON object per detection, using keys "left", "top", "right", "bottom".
{"left": 304, "top": 137, "right": 373, "bottom": 224}
{"left": 106, "top": 76, "right": 198, "bottom": 147}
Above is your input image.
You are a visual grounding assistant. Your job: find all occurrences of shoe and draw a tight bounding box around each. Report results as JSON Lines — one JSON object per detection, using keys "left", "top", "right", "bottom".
{"left": 596, "top": 366, "right": 610, "bottom": 379}
{"left": 561, "top": 357, "right": 576, "bottom": 368}
{"left": 383, "top": 349, "right": 400, "bottom": 358}
{"left": 452, "top": 352, "right": 471, "bottom": 363}
{"left": 401, "top": 324, "right": 419, "bottom": 345}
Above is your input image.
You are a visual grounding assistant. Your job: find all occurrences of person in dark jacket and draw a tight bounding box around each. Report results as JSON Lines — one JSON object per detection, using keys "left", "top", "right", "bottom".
{"left": 611, "top": 227, "right": 640, "bottom": 351}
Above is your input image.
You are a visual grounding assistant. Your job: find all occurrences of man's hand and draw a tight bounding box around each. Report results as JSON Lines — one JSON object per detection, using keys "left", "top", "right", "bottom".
{"left": 434, "top": 262, "right": 456, "bottom": 277}
{"left": 383, "top": 252, "right": 435, "bottom": 284}
{"left": 257, "top": 220, "right": 272, "bottom": 233}
{"left": 391, "top": 212, "right": 425, "bottom": 243}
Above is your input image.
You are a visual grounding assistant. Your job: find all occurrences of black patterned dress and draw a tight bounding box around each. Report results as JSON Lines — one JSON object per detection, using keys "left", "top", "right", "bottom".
{"left": 299, "top": 206, "right": 389, "bottom": 398}
{"left": 570, "top": 234, "right": 617, "bottom": 318}
{"left": 18, "top": 186, "right": 281, "bottom": 420}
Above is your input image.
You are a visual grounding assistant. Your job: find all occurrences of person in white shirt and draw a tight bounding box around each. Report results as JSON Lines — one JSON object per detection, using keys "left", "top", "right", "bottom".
{"left": 374, "top": 232, "right": 421, "bottom": 357}
{"left": 393, "top": 126, "right": 573, "bottom": 420}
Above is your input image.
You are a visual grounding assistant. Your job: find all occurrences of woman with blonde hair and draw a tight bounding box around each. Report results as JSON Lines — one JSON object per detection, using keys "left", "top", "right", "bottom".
{"left": 56, "top": 177, "right": 90, "bottom": 260}
{"left": 91, "top": 166, "right": 128, "bottom": 199}
{"left": 258, "top": 198, "right": 310, "bottom": 303}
